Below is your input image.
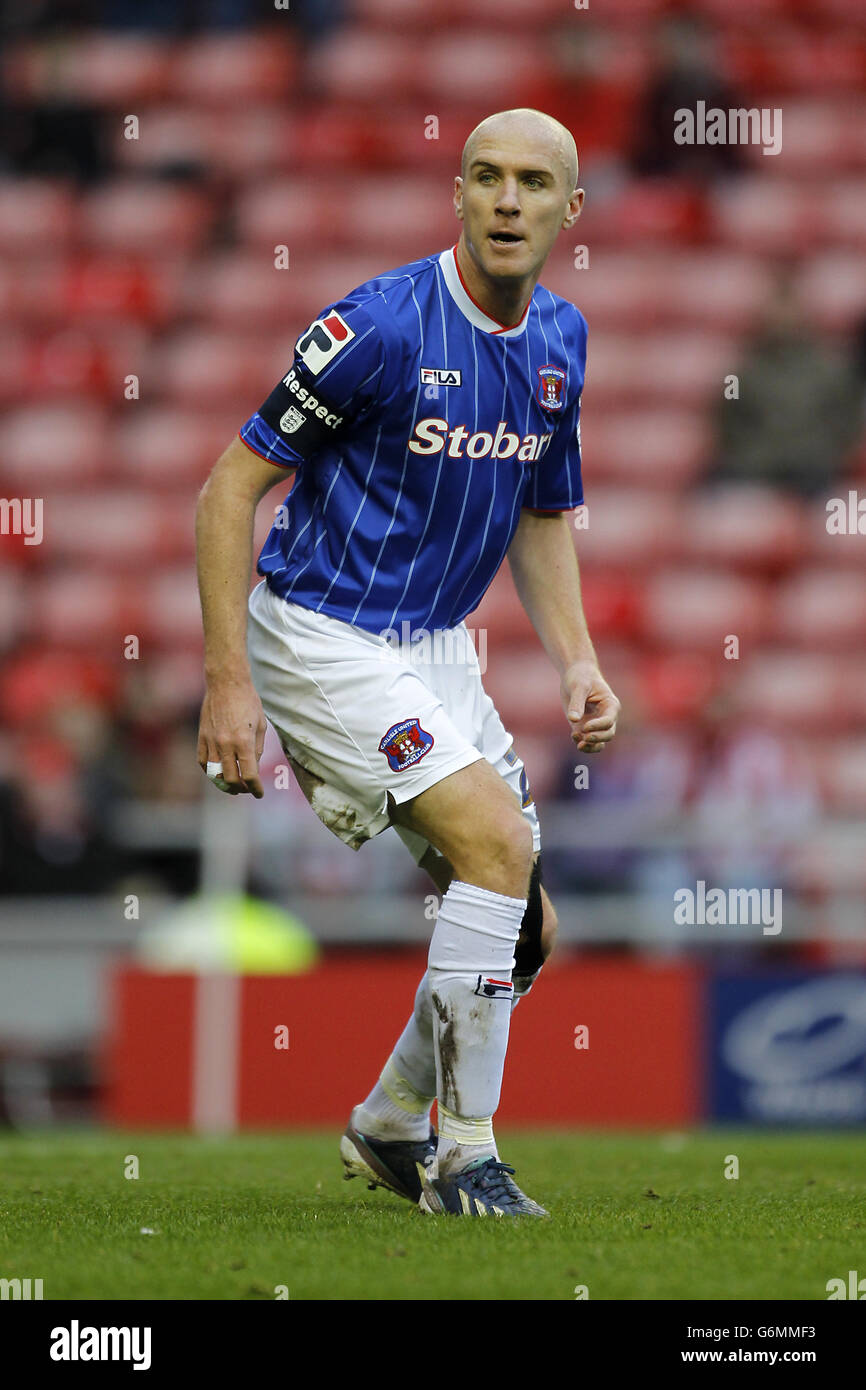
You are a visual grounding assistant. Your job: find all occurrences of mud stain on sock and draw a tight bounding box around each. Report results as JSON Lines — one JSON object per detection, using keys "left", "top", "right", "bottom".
{"left": 431, "top": 990, "right": 459, "bottom": 1114}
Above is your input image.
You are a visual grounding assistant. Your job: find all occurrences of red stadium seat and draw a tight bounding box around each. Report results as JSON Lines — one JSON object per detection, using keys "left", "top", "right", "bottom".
{"left": 0, "top": 649, "right": 119, "bottom": 724}
{"left": 678, "top": 487, "right": 806, "bottom": 572}
{"left": 479, "top": 649, "right": 568, "bottom": 736}
{"left": 577, "top": 182, "right": 708, "bottom": 247}
{"left": 308, "top": 30, "right": 419, "bottom": 102}
{"left": 798, "top": 252, "right": 866, "bottom": 332}
{"left": 582, "top": 409, "right": 711, "bottom": 486}
{"left": 819, "top": 181, "right": 866, "bottom": 247}
{"left": 733, "top": 651, "right": 849, "bottom": 729}
{"left": 659, "top": 254, "right": 774, "bottom": 331}
{"left": 773, "top": 570, "right": 866, "bottom": 649}
{"left": 79, "top": 181, "right": 214, "bottom": 254}
{"left": 263, "top": 257, "right": 402, "bottom": 328}
{"left": 805, "top": 491, "right": 866, "bottom": 562}
{"left": 467, "top": 570, "right": 537, "bottom": 649}
{"left": 0, "top": 333, "right": 29, "bottom": 403}
{"left": 2, "top": 404, "right": 110, "bottom": 483}
{"left": 145, "top": 329, "right": 274, "bottom": 408}
{"left": 0, "top": 180, "right": 76, "bottom": 253}
{"left": 544, "top": 251, "right": 771, "bottom": 333}
{"left": 756, "top": 102, "right": 851, "bottom": 175}
{"left": 640, "top": 570, "right": 771, "bottom": 650}
{"left": 423, "top": 34, "right": 545, "bottom": 103}
{"left": 180, "top": 252, "right": 305, "bottom": 328}
{"left": 25, "top": 573, "right": 139, "bottom": 649}
{"left": 343, "top": 181, "right": 454, "bottom": 253}
{"left": 41, "top": 492, "right": 192, "bottom": 566}
{"left": 140, "top": 569, "right": 206, "bottom": 648}
{"left": 235, "top": 177, "right": 341, "bottom": 249}
{"left": 115, "top": 408, "right": 237, "bottom": 486}
{"left": 711, "top": 178, "right": 815, "bottom": 255}
{"left": 823, "top": 740, "right": 866, "bottom": 813}
{"left": 638, "top": 651, "right": 721, "bottom": 724}
{"left": 2, "top": 35, "right": 171, "bottom": 104}
{"left": 569, "top": 488, "right": 682, "bottom": 567}
{"left": 61, "top": 256, "right": 182, "bottom": 327}
{"left": 22, "top": 325, "right": 149, "bottom": 401}
{"left": 354, "top": 0, "right": 563, "bottom": 24}
{"left": 585, "top": 330, "right": 739, "bottom": 406}
{"left": 111, "top": 107, "right": 214, "bottom": 174}
{"left": 0, "top": 567, "right": 24, "bottom": 653}
{"left": 167, "top": 33, "right": 298, "bottom": 104}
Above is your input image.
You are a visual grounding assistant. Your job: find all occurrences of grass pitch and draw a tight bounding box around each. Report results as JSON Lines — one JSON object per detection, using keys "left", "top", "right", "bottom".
{"left": 1, "top": 1128, "right": 864, "bottom": 1300}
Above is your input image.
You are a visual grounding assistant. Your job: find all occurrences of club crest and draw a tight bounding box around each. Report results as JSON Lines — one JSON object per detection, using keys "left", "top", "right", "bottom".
{"left": 378, "top": 717, "right": 434, "bottom": 771}
{"left": 537, "top": 364, "right": 566, "bottom": 411}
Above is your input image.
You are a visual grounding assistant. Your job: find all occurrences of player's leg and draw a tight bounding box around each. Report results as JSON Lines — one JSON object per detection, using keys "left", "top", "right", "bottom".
{"left": 342, "top": 760, "right": 534, "bottom": 1203}
{"left": 353, "top": 848, "right": 556, "bottom": 1148}
{"left": 385, "top": 762, "right": 548, "bottom": 1214}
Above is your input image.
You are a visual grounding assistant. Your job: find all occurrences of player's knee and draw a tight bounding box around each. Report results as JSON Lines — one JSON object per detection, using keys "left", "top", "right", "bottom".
{"left": 485, "top": 811, "right": 534, "bottom": 884}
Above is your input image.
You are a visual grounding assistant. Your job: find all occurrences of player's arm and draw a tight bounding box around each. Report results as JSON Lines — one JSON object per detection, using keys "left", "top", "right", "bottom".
{"left": 195, "top": 435, "right": 294, "bottom": 796}
{"left": 507, "top": 509, "right": 620, "bottom": 752}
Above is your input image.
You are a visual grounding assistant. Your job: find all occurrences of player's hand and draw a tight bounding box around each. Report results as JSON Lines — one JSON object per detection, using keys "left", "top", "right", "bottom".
{"left": 197, "top": 675, "right": 267, "bottom": 798}
{"left": 562, "top": 661, "right": 620, "bottom": 753}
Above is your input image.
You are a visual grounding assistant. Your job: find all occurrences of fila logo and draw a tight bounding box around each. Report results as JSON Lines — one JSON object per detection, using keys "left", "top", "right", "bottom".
{"left": 420, "top": 367, "right": 462, "bottom": 387}
{"left": 296, "top": 311, "right": 355, "bottom": 376}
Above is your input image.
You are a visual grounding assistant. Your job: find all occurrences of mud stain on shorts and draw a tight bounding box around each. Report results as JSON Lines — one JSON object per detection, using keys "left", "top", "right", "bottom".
{"left": 282, "top": 746, "right": 365, "bottom": 850}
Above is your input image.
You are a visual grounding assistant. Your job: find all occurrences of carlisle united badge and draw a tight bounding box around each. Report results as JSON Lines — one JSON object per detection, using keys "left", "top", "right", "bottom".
{"left": 379, "top": 718, "right": 434, "bottom": 772}
{"left": 537, "top": 364, "right": 566, "bottom": 411}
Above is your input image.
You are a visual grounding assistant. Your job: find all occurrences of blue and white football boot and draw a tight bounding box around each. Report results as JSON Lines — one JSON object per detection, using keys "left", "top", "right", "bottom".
{"left": 418, "top": 1155, "right": 549, "bottom": 1218}
{"left": 340, "top": 1107, "right": 437, "bottom": 1203}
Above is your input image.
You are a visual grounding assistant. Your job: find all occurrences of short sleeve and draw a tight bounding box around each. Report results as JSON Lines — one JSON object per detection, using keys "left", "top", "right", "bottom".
{"left": 522, "top": 388, "right": 584, "bottom": 512}
{"left": 238, "top": 300, "right": 387, "bottom": 469}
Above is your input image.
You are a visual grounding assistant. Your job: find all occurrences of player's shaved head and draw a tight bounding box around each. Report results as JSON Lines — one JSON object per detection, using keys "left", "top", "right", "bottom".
{"left": 461, "top": 108, "right": 579, "bottom": 193}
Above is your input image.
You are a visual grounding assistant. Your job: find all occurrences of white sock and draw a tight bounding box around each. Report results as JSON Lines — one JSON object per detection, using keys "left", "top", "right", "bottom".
{"left": 427, "top": 878, "right": 525, "bottom": 1167}
{"left": 354, "top": 979, "right": 436, "bottom": 1141}
{"left": 436, "top": 1105, "right": 499, "bottom": 1174}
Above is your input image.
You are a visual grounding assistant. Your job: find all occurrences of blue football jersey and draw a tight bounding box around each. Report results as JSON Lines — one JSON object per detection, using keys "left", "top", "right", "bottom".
{"left": 239, "top": 245, "right": 586, "bottom": 635}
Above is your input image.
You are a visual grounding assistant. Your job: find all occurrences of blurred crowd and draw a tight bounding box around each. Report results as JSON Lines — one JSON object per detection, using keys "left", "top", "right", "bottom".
{"left": 1, "top": 1, "right": 865, "bottom": 910}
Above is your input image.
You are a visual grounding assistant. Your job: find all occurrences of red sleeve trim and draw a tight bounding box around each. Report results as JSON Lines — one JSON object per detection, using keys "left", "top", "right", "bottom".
{"left": 236, "top": 431, "right": 297, "bottom": 470}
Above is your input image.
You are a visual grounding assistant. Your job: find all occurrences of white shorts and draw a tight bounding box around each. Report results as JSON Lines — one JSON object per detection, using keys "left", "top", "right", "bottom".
{"left": 246, "top": 579, "right": 541, "bottom": 862}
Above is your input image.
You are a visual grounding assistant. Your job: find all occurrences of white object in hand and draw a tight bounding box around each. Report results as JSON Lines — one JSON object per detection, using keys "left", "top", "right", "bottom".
{"left": 206, "top": 761, "right": 233, "bottom": 792}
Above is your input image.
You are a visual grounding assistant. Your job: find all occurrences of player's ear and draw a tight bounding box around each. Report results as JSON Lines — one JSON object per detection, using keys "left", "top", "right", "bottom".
{"left": 454, "top": 175, "right": 464, "bottom": 220}
{"left": 561, "top": 187, "right": 584, "bottom": 230}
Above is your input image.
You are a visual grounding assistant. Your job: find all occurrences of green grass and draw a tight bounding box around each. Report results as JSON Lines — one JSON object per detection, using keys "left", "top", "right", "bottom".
{"left": 1, "top": 1129, "right": 865, "bottom": 1300}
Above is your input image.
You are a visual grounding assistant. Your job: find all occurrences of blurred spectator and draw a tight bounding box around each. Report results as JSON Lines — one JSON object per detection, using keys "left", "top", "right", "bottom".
{"left": 0, "top": 99, "right": 108, "bottom": 180}
{"left": 546, "top": 728, "right": 697, "bottom": 894}
{"left": 523, "top": 21, "right": 637, "bottom": 170}
{"left": 690, "top": 707, "right": 820, "bottom": 893}
{"left": 712, "top": 272, "right": 863, "bottom": 497}
{"left": 631, "top": 11, "right": 746, "bottom": 180}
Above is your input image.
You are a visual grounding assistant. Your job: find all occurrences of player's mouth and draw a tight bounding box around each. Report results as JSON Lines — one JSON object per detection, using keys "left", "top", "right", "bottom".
{"left": 488, "top": 231, "right": 524, "bottom": 249}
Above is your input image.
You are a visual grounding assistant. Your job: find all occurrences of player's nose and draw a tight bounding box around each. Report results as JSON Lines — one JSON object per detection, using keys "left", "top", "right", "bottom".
{"left": 495, "top": 177, "right": 522, "bottom": 211}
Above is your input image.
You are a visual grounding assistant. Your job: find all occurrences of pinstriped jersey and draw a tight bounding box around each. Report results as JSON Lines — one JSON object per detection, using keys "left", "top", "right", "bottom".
{"left": 239, "top": 244, "right": 586, "bottom": 634}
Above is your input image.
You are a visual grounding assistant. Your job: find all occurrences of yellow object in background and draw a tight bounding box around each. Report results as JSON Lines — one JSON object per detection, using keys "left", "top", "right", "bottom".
{"left": 135, "top": 893, "right": 318, "bottom": 974}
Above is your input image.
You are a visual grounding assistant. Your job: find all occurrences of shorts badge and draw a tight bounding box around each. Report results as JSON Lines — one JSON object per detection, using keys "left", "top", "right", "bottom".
{"left": 379, "top": 717, "right": 434, "bottom": 772}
